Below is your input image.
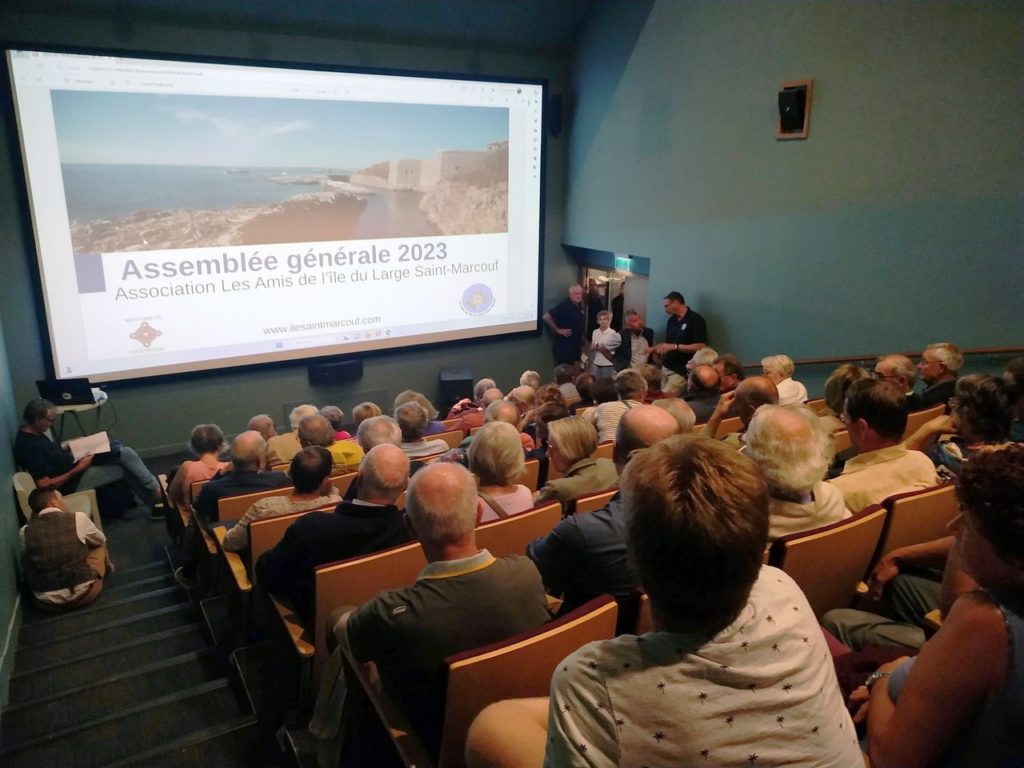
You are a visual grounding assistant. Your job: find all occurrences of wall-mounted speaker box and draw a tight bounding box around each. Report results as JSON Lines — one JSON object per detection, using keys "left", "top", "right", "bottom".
{"left": 776, "top": 79, "right": 813, "bottom": 140}
{"left": 439, "top": 368, "right": 473, "bottom": 410}
{"left": 308, "top": 359, "right": 364, "bottom": 386}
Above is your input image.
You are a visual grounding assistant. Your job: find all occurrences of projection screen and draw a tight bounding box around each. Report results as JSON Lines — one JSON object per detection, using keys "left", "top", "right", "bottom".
{"left": 6, "top": 48, "right": 545, "bottom": 383}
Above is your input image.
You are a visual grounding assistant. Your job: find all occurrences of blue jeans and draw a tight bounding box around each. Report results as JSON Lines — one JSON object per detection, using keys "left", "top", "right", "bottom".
{"left": 77, "top": 445, "right": 159, "bottom": 509}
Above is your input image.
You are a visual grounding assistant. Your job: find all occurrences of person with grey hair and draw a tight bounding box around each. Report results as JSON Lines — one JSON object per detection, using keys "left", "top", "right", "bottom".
{"left": 685, "top": 345, "right": 718, "bottom": 373}
{"left": 257, "top": 443, "right": 413, "bottom": 624}
{"left": 479, "top": 398, "right": 535, "bottom": 452}
{"left": 356, "top": 415, "right": 402, "bottom": 452}
{"left": 916, "top": 341, "right": 963, "bottom": 409}
{"left": 394, "top": 390, "right": 446, "bottom": 435}
{"left": 328, "top": 462, "right": 549, "bottom": 760}
{"left": 591, "top": 368, "right": 647, "bottom": 442}
{"left": 761, "top": 354, "right": 808, "bottom": 406}
{"left": 745, "top": 404, "right": 851, "bottom": 543}
{"left": 247, "top": 414, "right": 277, "bottom": 442}
{"left": 395, "top": 402, "right": 449, "bottom": 459}
{"left": 266, "top": 403, "right": 319, "bottom": 465}
{"left": 319, "top": 405, "right": 351, "bottom": 440}
{"left": 351, "top": 401, "right": 382, "bottom": 430}
{"left": 469, "top": 421, "right": 533, "bottom": 522}
{"left": 874, "top": 354, "right": 920, "bottom": 409}
{"left": 519, "top": 370, "right": 542, "bottom": 390}
{"left": 297, "top": 414, "right": 363, "bottom": 472}
{"left": 652, "top": 398, "right": 697, "bottom": 433}
{"left": 446, "top": 379, "right": 503, "bottom": 433}
{"left": 178, "top": 430, "right": 289, "bottom": 588}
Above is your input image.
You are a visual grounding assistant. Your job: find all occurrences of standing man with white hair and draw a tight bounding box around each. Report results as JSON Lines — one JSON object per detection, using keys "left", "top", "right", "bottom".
{"left": 328, "top": 463, "right": 549, "bottom": 761}
{"left": 744, "top": 404, "right": 851, "bottom": 543}
{"left": 916, "top": 342, "right": 963, "bottom": 409}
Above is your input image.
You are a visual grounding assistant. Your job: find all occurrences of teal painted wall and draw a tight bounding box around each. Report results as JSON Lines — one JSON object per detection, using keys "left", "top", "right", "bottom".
{"left": 566, "top": 0, "right": 1024, "bottom": 362}
{"left": 0, "top": 302, "right": 21, "bottom": 710}
{"left": 0, "top": 9, "right": 575, "bottom": 454}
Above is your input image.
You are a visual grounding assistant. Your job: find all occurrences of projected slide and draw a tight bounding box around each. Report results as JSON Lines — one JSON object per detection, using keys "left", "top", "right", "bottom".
{"left": 7, "top": 50, "right": 543, "bottom": 382}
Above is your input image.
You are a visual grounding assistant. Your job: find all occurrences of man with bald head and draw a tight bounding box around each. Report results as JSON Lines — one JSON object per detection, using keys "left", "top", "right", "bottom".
{"left": 527, "top": 404, "right": 680, "bottom": 629}
{"left": 700, "top": 375, "right": 780, "bottom": 448}
{"left": 257, "top": 443, "right": 413, "bottom": 624}
{"left": 874, "top": 354, "right": 921, "bottom": 410}
{"left": 298, "top": 414, "right": 363, "bottom": 472}
{"left": 337, "top": 462, "right": 549, "bottom": 758}
{"left": 193, "top": 430, "right": 289, "bottom": 523}
{"left": 247, "top": 414, "right": 278, "bottom": 442}
{"left": 683, "top": 363, "right": 721, "bottom": 423}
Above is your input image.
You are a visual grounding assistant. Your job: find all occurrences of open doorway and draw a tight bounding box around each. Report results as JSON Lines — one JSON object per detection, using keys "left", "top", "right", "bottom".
{"left": 582, "top": 267, "right": 649, "bottom": 337}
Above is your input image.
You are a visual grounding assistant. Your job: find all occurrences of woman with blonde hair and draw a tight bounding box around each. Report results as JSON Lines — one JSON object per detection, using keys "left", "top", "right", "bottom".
{"left": 534, "top": 416, "right": 617, "bottom": 511}
{"left": 469, "top": 422, "right": 534, "bottom": 523}
{"left": 821, "top": 363, "right": 871, "bottom": 433}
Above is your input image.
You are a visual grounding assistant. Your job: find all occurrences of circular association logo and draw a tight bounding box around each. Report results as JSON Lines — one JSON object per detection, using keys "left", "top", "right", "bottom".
{"left": 460, "top": 283, "right": 495, "bottom": 316}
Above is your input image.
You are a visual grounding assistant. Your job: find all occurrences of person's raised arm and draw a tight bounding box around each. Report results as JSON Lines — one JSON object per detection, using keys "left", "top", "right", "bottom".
{"left": 904, "top": 414, "right": 955, "bottom": 452}
{"left": 699, "top": 391, "right": 736, "bottom": 438}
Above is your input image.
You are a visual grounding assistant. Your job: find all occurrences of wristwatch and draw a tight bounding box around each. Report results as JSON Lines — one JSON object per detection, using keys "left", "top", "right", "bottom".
{"left": 864, "top": 670, "right": 893, "bottom": 690}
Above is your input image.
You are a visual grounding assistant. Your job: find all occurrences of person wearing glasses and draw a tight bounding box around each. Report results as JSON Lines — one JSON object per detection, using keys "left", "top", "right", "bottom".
{"left": 873, "top": 354, "right": 922, "bottom": 410}
{"left": 904, "top": 374, "right": 1013, "bottom": 478}
{"left": 916, "top": 342, "right": 963, "bottom": 410}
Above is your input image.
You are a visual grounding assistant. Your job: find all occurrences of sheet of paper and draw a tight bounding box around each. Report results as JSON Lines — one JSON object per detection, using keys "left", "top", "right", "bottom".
{"left": 65, "top": 431, "right": 110, "bottom": 461}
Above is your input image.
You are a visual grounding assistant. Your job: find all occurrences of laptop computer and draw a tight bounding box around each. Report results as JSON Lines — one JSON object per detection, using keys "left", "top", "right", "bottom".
{"left": 36, "top": 377, "right": 97, "bottom": 406}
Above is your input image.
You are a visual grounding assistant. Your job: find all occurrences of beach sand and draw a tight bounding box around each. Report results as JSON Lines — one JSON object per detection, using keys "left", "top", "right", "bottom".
{"left": 237, "top": 195, "right": 365, "bottom": 245}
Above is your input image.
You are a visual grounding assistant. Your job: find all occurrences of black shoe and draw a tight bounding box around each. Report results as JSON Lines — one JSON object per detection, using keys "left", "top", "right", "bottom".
{"left": 149, "top": 501, "right": 167, "bottom": 521}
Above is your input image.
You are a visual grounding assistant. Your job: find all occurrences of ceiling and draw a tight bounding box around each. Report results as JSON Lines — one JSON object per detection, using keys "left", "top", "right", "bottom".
{"left": 4, "top": 0, "right": 597, "bottom": 54}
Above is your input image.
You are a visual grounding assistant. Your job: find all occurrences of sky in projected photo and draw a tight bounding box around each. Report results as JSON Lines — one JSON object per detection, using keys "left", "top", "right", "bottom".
{"left": 52, "top": 91, "right": 509, "bottom": 168}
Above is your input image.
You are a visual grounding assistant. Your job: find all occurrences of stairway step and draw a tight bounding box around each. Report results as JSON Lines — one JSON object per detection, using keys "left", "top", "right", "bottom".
{"left": 103, "top": 572, "right": 176, "bottom": 600}
{"left": 0, "top": 679, "right": 245, "bottom": 767}
{"left": 2, "top": 649, "right": 221, "bottom": 747}
{"left": 10, "top": 619, "right": 205, "bottom": 694}
{"left": 97, "top": 560, "right": 168, "bottom": 590}
{"left": 100, "top": 716, "right": 260, "bottom": 768}
{"left": 18, "top": 586, "right": 186, "bottom": 645}
{"left": 14, "top": 603, "right": 196, "bottom": 671}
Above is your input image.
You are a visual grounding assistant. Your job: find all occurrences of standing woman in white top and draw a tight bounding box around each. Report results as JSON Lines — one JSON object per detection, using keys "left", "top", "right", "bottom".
{"left": 588, "top": 310, "right": 621, "bottom": 381}
{"left": 762, "top": 354, "right": 809, "bottom": 406}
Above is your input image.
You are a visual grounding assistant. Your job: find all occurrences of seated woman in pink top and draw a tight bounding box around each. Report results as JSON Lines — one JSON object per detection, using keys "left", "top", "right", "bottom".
{"left": 167, "top": 424, "right": 230, "bottom": 510}
{"left": 470, "top": 422, "right": 534, "bottom": 523}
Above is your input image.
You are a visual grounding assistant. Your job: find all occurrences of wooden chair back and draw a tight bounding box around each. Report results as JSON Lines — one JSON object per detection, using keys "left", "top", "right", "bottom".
{"left": 436, "top": 596, "right": 619, "bottom": 767}
{"left": 313, "top": 541, "right": 428, "bottom": 687}
{"left": 475, "top": 502, "right": 561, "bottom": 557}
{"left": 715, "top": 415, "right": 743, "bottom": 439}
{"left": 563, "top": 395, "right": 581, "bottom": 408}
{"left": 469, "top": 425, "right": 484, "bottom": 437}
{"left": 635, "top": 592, "right": 653, "bottom": 635}
{"left": 518, "top": 458, "right": 540, "bottom": 492}
{"left": 249, "top": 509, "right": 315, "bottom": 583}
{"left": 575, "top": 406, "right": 595, "bottom": 421}
{"left": 441, "top": 418, "right": 462, "bottom": 431}
{"left": 434, "top": 429, "right": 465, "bottom": 450}
{"left": 190, "top": 478, "right": 209, "bottom": 500}
{"left": 571, "top": 487, "right": 618, "bottom": 515}
{"left": 878, "top": 483, "right": 959, "bottom": 559}
{"left": 805, "top": 398, "right": 829, "bottom": 415}
{"left": 767, "top": 505, "right": 888, "bottom": 618}
{"left": 327, "top": 471, "right": 357, "bottom": 497}
{"left": 592, "top": 441, "right": 614, "bottom": 461}
{"left": 217, "top": 485, "right": 292, "bottom": 522}
{"left": 832, "top": 429, "right": 851, "bottom": 454}
{"left": 903, "top": 404, "right": 945, "bottom": 440}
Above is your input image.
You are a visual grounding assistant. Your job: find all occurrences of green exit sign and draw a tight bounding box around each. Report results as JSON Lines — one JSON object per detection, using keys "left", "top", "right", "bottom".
{"left": 614, "top": 255, "right": 632, "bottom": 271}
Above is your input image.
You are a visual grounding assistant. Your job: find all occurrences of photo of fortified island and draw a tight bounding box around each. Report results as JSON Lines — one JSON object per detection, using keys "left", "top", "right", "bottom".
{"left": 53, "top": 91, "right": 509, "bottom": 253}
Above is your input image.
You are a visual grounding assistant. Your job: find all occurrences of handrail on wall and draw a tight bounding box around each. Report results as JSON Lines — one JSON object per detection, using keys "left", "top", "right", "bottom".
{"left": 739, "top": 345, "right": 1023, "bottom": 370}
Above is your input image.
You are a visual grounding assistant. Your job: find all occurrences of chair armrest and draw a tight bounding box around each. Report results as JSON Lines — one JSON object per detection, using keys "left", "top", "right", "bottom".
{"left": 855, "top": 581, "right": 869, "bottom": 595}
{"left": 339, "top": 643, "right": 435, "bottom": 768}
{"left": 923, "top": 608, "right": 943, "bottom": 631}
{"left": 271, "top": 595, "right": 315, "bottom": 658}
{"left": 213, "top": 526, "right": 252, "bottom": 594}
